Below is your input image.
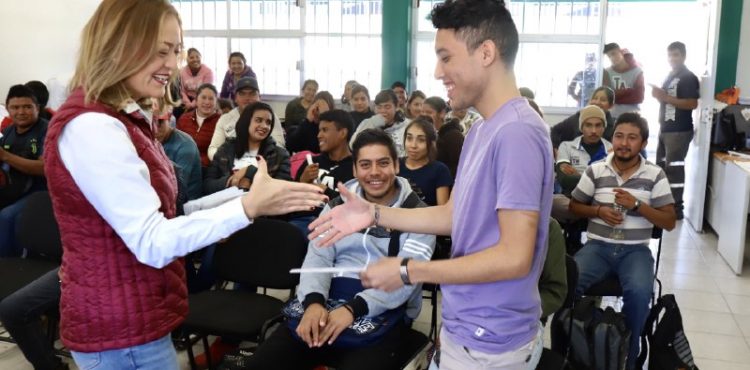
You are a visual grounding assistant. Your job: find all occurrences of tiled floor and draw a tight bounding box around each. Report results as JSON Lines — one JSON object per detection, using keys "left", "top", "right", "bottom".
{"left": 1, "top": 221, "right": 749, "bottom": 369}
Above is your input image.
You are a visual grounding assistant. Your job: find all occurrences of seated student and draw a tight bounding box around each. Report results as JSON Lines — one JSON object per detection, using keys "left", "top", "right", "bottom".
{"left": 179, "top": 48, "right": 214, "bottom": 111}
{"left": 207, "top": 77, "right": 285, "bottom": 160}
{"left": 444, "top": 103, "right": 480, "bottom": 135}
{"left": 391, "top": 81, "right": 408, "bottom": 112}
{"left": 285, "top": 79, "right": 319, "bottom": 132}
{"left": 176, "top": 83, "right": 221, "bottom": 168}
{"left": 290, "top": 109, "right": 355, "bottom": 234}
{"left": 286, "top": 91, "right": 335, "bottom": 154}
{"left": 569, "top": 113, "right": 676, "bottom": 370}
{"left": 295, "top": 109, "right": 355, "bottom": 199}
{"left": 399, "top": 117, "right": 452, "bottom": 206}
{"left": 219, "top": 52, "right": 257, "bottom": 101}
{"left": 351, "top": 90, "right": 408, "bottom": 157}
{"left": 240, "top": 129, "right": 435, "bottom": 370}
{"left": 218, "top": 98, "right": 234, "bottom": 115}
{"left": 405, "top": 90, "right": 426, "bottom": 120}
{"left": 422, "top": 97, "right": 464, "bottom": 179}
{"left": 552, "top": 105, "right": 612, "bottom": 223}
{"left": 337, "top": 80, "right": 358, "bottom": 112}
{"left": 1, "top": 81, "right": 55, "bottom": 131}
{"left": 540, "top": 219, "right": 567, "bottom": 320}
{"left": 1, "top": 85, "right": 48, "bottom": 257}
{"left": 0, "top": 268, "right": 67, "bottom": 370}
{"left": 349, "top": 84, "right": 375, "bottom": 129}
{"left": 204, "top": 102, "right": 290, "bottom": 195}
{"left": 155, "top": 112, "right": 202, "bottom": 201}
{"left": 551, "top": 86, "right": 615, "bottom": 150}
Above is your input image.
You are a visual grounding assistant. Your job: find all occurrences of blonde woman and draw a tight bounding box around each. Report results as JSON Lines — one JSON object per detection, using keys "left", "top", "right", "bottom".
{"left": 43, "top": 1, "right": 326, "bottom": 368}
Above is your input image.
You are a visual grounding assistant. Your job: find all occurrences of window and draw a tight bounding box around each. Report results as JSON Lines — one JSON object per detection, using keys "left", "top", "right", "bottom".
{"left": 413, "top": 0, "right": 605, "bottom": 109}
{"left": 173, "top": 0, "right": 382, "bottom": 99}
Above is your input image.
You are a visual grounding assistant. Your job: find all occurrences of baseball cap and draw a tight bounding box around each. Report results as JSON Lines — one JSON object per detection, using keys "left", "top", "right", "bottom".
{"left": 235, "top": 77, "right": 259, "bottom": 93}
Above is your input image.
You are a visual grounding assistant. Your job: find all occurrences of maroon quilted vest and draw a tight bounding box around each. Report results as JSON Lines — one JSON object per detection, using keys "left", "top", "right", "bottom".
{"left": 43, "top": 89, "right": 187, "bottom": 352}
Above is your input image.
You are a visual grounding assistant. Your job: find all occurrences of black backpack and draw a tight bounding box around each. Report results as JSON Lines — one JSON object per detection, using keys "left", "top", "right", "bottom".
{"left": 637, "top": 294, "right": 699, "bottom": 370}
{"left": 558, "top": 296, "right": 631, "bottom": 370}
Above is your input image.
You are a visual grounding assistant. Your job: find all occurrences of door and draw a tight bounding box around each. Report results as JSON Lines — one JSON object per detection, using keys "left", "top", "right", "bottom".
{"left": 684, "top": 0, "right": 722, "bottom": 232}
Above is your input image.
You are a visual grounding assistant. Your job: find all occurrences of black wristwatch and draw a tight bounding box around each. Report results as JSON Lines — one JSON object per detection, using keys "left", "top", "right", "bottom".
{"left": 632, "top": 199, "right": 641, "bottom": 212}
{"left": 400, "top": 258, "right": 412, "bottom": 285}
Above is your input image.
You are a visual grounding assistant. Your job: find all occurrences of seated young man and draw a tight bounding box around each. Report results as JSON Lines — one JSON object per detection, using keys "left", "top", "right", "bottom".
{"left": 1, "top": 84, "right": 49, "bottom": 257}
{"left": 290, "top": 109, "right": 356, "bottom": 234}
{"left": 552, "top": 105, "right": 612, "bottom": 223}
{"left": 295, "top": 109, "right": 355, "bottom": 199}
{"left": 569, "top": 112, "right": 676, "bottom": 370}
{"left": 241, "top": 129, "right": 436, "bottom": 370}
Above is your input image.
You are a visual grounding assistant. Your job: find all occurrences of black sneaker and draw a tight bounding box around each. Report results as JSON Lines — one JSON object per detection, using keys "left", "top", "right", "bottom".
{"left": 218, "top": 348, "right": 255, "bottom": 370}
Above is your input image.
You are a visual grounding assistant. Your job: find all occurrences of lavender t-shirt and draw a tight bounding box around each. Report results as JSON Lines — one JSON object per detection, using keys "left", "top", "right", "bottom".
{"left": 443, "top": 97, "right": 554, "bottom": 354}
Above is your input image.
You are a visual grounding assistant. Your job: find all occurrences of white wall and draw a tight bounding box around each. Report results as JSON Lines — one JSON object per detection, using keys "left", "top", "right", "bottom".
{"left": 736, "top": 0, "right": 750, "bottom": 96}
{"left": 0, "top": 0, "right": 101, "bottom": 107}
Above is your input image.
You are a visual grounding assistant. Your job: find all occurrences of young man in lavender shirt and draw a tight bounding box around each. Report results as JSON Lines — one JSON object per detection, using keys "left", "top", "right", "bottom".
{"left": 309, "top": 1, "right": 554, "bottom": 369}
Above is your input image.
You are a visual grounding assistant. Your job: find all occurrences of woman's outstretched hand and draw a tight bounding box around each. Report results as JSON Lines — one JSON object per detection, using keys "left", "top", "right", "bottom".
{"left": 241, "top": 156, "right": 328, "bottom": 219}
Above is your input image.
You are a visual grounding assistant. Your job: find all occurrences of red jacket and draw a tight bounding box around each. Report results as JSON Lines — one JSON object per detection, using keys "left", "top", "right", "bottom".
{"left": 44, "top": 89, "right": 187, "bottom": 352}
{"left": 176, "top": 110, "right": 220, "bottom": 167}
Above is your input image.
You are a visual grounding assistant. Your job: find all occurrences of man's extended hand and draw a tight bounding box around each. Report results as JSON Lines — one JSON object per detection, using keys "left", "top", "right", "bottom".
{"left": 360, "top": 257, "right": 403, "bottom": 292}
{"left": 308, "top": 183, "right": 374, "bottom": 247}
{"left": 296, "top": 303, "right": 328, "bottom": 348}
{"left": 318, "top": 306, "right": 355, "bottom": 346}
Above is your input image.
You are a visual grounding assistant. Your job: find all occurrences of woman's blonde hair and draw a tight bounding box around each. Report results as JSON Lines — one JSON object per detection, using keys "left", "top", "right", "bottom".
{"left": 71, "top": 0, "right": 183, "bottom": 110}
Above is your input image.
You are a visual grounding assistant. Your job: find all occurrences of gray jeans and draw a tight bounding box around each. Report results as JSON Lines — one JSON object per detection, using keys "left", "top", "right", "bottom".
{"left": 438, "top": 325, "right": 543, "bottom": 370}
{"left": 656, "top": 130, "right": 693, "bottom": 210}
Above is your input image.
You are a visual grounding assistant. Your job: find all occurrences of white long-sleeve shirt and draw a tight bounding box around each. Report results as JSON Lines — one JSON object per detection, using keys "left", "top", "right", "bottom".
{"left": 58, "top": 110, "right": 252, "bottom": 269}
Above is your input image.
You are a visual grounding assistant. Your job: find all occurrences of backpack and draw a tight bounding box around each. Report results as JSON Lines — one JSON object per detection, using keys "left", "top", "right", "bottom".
{"left": 558, "top": 296, "right": 631, "bottom": 370}
{"left": 637, "top": 294, "right": 699, "bottom": 370}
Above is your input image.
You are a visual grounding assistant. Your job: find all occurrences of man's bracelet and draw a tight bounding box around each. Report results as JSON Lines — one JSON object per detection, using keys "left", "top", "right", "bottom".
{"left": 341, "top": 304, "right": 355, "bottom": 317}
{"left": 400, "top": 258, "right": 412, "bottom": 285}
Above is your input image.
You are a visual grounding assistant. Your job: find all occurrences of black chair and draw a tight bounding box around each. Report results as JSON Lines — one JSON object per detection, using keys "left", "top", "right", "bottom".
{"left": 583, "top": 227, "right": 664, "bottom": 303}
{"left": 393, "top": 282, "right": 440, "bottom": 369}
{"left": 0, "top": 192, "right": 62, "bottom": 303}
{"left": 181, "top": 218, "right": 308, "bottom": 370}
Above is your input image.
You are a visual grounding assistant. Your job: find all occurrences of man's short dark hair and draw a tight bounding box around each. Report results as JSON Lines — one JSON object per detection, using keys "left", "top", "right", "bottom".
{"left": 667, "top": 41, "right": 686, "bottom": 56}
{"left": 430, "top": 0, "right": 519, "bottom": 68}
{"left": 615, "top": 112, "right": 649, "bottom": 142}
{"left": 603, "top": 42, "right": 620, "bottom": 54}
{"left": 6, "top": 84, "right": 38, "bottom": 106}
{"left": 319, "top": 109, "right": 355, "bottom": 141}
{"left": 24, "top": 81, "right": 49, "bottom": 107}
{"left": 374, "top": 89, "right": 398, "bottom": 106}
{"left": 391, "top": 81, "right": 406, "bottom": 90}
{"left": 352, "top": 128, "right": 398, "bottom": 163}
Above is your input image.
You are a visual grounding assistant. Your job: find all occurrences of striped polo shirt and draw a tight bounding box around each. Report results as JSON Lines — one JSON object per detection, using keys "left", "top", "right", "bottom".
{"left": 571, "top": 153, "right": 674, "bottom": 244}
